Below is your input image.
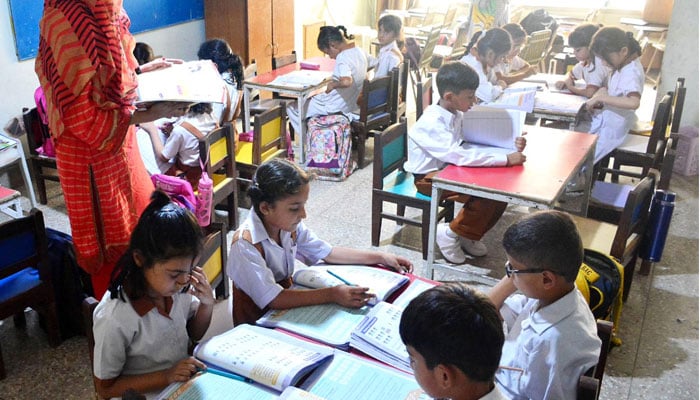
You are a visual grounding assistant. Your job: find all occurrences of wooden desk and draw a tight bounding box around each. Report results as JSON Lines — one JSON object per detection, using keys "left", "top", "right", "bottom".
{"left": 242, "top": 57, "right": 335, "bottom": 164}
{"left": 426, "top": 127, "right": 597, "bottom": 279}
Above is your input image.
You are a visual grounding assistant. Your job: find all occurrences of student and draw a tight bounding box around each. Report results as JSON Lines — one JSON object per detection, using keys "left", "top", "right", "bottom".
{"left": 367, "top": 14, "right": 404, "bottom": 78}
{"left": 494, "top": 23, "right": 536, "bottom": 85}
{"left": 555, "top": 24, "right": 609, "bottom": 98}
{"left": 399, "top": 283, "right": 507, "bottom": 400}
{"left": 197, "top": 38, "right": 245, "bottom": 125}
{"left": 585, "top": 26, "right": 644, "bottom": 163}
{"left": 488, "top": 210, "right": 601, "bottom": 399}
{"left": 287, "top": 25, "right": 367, "bottom": 134}
{"left": 226, "top": 158, "right": 413, "bottom": 325}
{"left": 133, "top": 42, "right": 155, "bottom": 66}
{"left": 92, "top": 191, "right": 215, "bottom": 399}
{"left": 460, "top": 28, "right": 512, "bottom": 103}
{"left": 404, "top": 61, "right": 526, "bottom": 264}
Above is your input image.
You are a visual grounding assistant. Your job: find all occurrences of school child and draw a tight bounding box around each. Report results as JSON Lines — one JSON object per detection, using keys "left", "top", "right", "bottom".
{"left": 460, "top": 28, "right": 512, "bottom": 103}
{"left": 226, "top": 158, "right": 413, "bottom": 325}
{"left": 287, "top": 25, "right": 368, "bottom": 134}
{"left": 585, "top": 26, "right": 644, "bottom": 163}
{"left": 91, "top": 191, "right": 215, "bottom": 399}
{"left": 555, "top": 24, "right": 609, "bottom": 98}
{"left": 197, "top": 38, "right": 245, "bottom": 125}
{"left": 494, "top": 23, "right": 537, "bottom": 85}
{"left": 133, "top": 42, "right": 155, "bottom": 66}
{"left": 404, "top": 61, "right": 526, "bottom": 264}
{"left": 488, "top": 210, "right": 601, "bottom": 400}
{"left": 367, "top": 14, "right": 404, "bottom": 78}
{"left": 399, "top": 283, "right": 507, "bottom": 400}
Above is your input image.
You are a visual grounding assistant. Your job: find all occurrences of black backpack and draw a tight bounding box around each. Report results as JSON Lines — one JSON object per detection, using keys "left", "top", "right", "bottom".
{"left": 520, "top": 9, "right": 559, "bottom": 35}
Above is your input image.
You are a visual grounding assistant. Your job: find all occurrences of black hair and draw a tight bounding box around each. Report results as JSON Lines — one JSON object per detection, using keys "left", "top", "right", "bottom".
{"left": 378, "top": 14, "right": 404, "bottom": 49}
{"left": 465, "top": 27, "right": 512, "bottom": 58}
{"left": 568, "top": 24, "right": 600, "bottom": 48}
{"left": 399, "top": 283, "right": 504, "bottom": 382}
{"left": 248, "top": 159, "right": 314, "bottom": 218}
{"left": 198, "top": 38, "right": 245, "bottom": 89}
{"left": 187, "top": 103, "right": 213, "bottom": 115}
{"left": 133, "top": 42, "right": 154, "bottom": 66}
{"left": 590, "top": 27, "right": 642, "bottom": 70}
{"left": 108, "top": 191, "right": 204, "bottom": 301}
{"left": 436, "top": 61, "right": 479, "bottom": 97}
{"left": 317, "top": 25, "right": 354, "bottom": 52}
{"left": 502, "top": 210, "right": 583, "bottom": 282}
{"left": 502, "top": 23, "right": 527, "bottom": 41}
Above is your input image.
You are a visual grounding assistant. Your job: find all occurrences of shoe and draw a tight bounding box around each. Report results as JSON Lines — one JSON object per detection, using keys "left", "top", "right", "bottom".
{"left": 460, "top": 238, "right": 488, "bottom": 257}
{"left": 436, "top": 223, "right": 466, "bottom": 264}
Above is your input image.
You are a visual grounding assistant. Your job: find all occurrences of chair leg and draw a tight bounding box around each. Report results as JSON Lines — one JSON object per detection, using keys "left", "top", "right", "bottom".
{"left": 639, "top": 259, "right": 653, "bottom": 275}
{"left": 13, "top": 312, "right": 26, "bottom": 328}
{"left": 36, "top": 172, "right": 48, "bottom": 205}
{"left": 396, "top": 205, "right": 406, "bottom": 226}
{"left": 420, "top": 207, "right": 430, "bottom": 260}
{"left": 355, "top": 127, "right": 367, "bottom": 169}
{"left": 622, "top": 256, "right": 638, "bottom": 302}
{"left": 43, "top": 300, "right": 62, "bottom": 347}
{"left": 226, "top": 193, "right": 237, "bottom": 231}
{"left": 371, "top": 195, "right": 382, "bottom": 247}
{"left": 0, "top": 344, "right": 5, "bottom": 380}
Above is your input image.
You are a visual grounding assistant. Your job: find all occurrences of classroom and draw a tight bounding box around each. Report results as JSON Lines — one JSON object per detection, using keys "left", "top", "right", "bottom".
{"left": 0, "top": 0, "right": 697, "bottom": 399}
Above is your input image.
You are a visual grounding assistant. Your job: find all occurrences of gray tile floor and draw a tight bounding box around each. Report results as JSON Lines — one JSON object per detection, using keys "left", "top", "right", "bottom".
{"left": 0, "top": 84, "right": 697, "bottom": 399}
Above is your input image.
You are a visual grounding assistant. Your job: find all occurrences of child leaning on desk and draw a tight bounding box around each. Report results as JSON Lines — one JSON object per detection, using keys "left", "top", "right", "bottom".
{"left": 226, "top": 158, "right": 413, "bottom": 325}
{"left": 554, "top": 24, "right": 609, "bottom": 99}
{"left": 91, "top": 191, "right": 214, "bottom": 399}
{"left": 404, "top": 61, "right": 526, "bottom": 265}
{"left": 494, "top": 23, "right": 537, "bottom": 85}
{"left": 460, "top": 28, "right": 512, "bottom": 103}
{"left": 488, "top": 210, "right": 601, "bottom": 400}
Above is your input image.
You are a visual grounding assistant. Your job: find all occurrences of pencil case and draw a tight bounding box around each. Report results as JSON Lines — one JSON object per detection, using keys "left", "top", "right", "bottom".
{"left": 300, "top": 61, "right": 321, "bottom": 70}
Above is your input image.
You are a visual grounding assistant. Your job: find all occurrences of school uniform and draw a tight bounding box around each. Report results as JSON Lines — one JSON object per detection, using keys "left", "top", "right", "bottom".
{"left": 213, "top": 71, "right": 240, "bottom": 124}
{"left": 287, "top": 46, "right": 367, "bottom": 133}
{"left": 493, "top": 55, "right": 528, "bottom": 76}
{"left": 367, "top": 41, "right": 403, "bottom": 78}
{"left": 570, "top": 56, "right": 609, "bottom": 89}
{"left": 495, "top": 288, "right": 601, "bottom": 400}
{"left": 588, "top": 59, "right": 644, "bottom": 162}
{"left": 404, "top": 103, "right": 508, "bottom": 240}
{"left": 480, "top": 386, "right": 509, "bottom": 400}
{"left": 460, "top": 53, "right": 503, "bottom": 103}
{"left": 162, "top": 113, "right": 218, "bottom": 171}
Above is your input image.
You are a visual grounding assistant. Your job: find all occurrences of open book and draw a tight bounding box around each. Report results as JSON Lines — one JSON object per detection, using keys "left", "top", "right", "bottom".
{"left": 136, "top": 60, "right": 228, "bottom": 105}
{"left": 522, "top": 73, "right": 586, "bottom": 94}
{"left": 462, "top": 105, "right": 526, "bottom": 149}
{"left": 487, "top": 89, "right": 535, "bottom": 112}
{"left": 350, "top": 301, "right": 412, "bottom": 373}
{"left": 268, "top": 70, "right": 332, "bottom": 88}
{"left": 534, "top": 91, "right": 588, "bottom": 115}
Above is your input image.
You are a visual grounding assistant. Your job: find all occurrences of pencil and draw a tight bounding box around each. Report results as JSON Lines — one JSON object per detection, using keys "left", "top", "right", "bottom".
{"left": 200, "top": 366, "right": 252, "bottom": 383}
{"left": 327, "top": 270, "right": 354, "bottom": 286}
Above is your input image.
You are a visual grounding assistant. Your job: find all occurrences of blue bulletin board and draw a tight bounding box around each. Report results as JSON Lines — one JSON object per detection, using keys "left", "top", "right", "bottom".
{"left": 9, "top": 0, "right": 204, "bottom": 61}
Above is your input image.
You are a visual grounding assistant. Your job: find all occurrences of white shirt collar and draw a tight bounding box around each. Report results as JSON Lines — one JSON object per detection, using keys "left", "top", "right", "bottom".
{"left": 522, "top": 288, "right": 580, "bottom": 335}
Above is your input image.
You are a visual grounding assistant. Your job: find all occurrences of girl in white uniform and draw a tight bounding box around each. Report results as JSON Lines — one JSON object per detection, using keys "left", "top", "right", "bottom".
{"left": 460, "top": 28, "right": 512, "bottom": 103}
{"left": 586, "top": 27, "right": 644, "bottom": 163}
{"left": 367, "top": 14, "right": 403, "bottom": 78}
{"left": 494, "top": 23, "right": 536, "bottom": 85}
{"left": 555, "top": 24, "right": 610, "bottom": 98}
{"left": 197, "top": 38, "right": 244, "bottom": 125}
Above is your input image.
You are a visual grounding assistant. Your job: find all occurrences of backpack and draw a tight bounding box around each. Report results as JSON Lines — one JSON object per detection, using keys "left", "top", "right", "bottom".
{"left": 151, "top": 174, "right": 197, "bottom": 212}
{"left": 519, "top": 9, "right": 559, "bottom": 35}
{"left": 576, "top": 248, "right": 624, "bottom": 345}
{"left": 305, "top": 114, "right": 356, "bottom": 181}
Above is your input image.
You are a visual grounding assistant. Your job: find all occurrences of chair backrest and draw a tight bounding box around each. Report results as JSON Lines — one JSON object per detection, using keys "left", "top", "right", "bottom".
{"left": 578, "top": 319, "right": 613, "bottom": 400}
{"left": 253, "top": 105, "right": 287, "bottom": 165}
{"left": 272, "top": 50, "right": 297, "bottom": 70}
{"left": 519, "top": 29, "right": 552, "bottom": 66}
{"left": 448, "top": 26, "right": 470, "bottom": 60}
{"left": 373, "top": 121, "right": 408, "bottom": 191}
{"left": 415, "top": 73, "right": 433, "bottom": 120}
{"left": 200, "top": 222, "right": 229, "bottom": 298}
{"left": 22, "top": 107, "right": 52, "bottom": 158}
{"left": 657, "top": 137, "right": 676, "bottom": 191}
{"left": 610, "top": 174, "right": 655, "bottom": 260}
{"left": 199, "top": 123, "right": 236, "bottom": 179}
{"left": 417, "top": 26, "right": 443, "bottom": 75}
{"left": 0, "top": 208, "right": 50, "bottom": 286}
{"left": 358, "top": 75, "right": 393, "bottom": 124}
{"left": 670, "top": 78, "right": 686, "bottom": 134}
{"left": 645, "top": 92, "right": 673, "bottom": 155}
{"left": 389, "top": 58, "right": 409, "bottom": 124}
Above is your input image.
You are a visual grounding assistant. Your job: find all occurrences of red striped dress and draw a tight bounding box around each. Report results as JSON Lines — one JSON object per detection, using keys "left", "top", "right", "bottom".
{"left": 35, "top": 0, "right": 153, "bottom": 296}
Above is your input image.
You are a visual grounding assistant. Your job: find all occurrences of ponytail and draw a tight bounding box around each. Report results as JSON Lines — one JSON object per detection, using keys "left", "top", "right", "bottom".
{"left": 317, "top": 25, "right": 354, "bottom": 51}
{"left": 591, "top": 27, "right": 642, "bottom": 69}
{"left": 625, "top": 31, "right": 642, "bottom": 57}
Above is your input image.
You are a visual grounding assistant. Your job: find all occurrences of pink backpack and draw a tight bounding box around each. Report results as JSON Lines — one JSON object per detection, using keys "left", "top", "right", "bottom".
{"left": 305, "top": 113, "right": 355, "bottom": 181}
{"left": 151, "top": 174, "right": 197, "bottom": 213}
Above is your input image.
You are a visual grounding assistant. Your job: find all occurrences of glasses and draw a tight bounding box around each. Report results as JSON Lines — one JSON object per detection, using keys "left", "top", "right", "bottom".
{"left": 504, "top": 261, "right": 547, "bottom": 278}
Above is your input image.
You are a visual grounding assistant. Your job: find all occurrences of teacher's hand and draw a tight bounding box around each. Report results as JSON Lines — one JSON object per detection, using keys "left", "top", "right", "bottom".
{"left": 138, "top": 57, "right": 184, "bottom": 73}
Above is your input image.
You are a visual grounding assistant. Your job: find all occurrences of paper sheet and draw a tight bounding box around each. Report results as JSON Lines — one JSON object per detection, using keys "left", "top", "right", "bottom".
{"left": 462, "top": 105, "right": 526, "bottom": 149}
{"left": 269, "top": 70, "right": 332, "bottom": 88}
{"left": 136, "top": 60, "right": 227, "bottom": 105}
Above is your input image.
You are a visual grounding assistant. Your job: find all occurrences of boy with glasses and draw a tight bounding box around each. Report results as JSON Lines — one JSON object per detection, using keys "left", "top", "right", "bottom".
{"left": 488, "top": 210, "right": 601, "bottom": 399}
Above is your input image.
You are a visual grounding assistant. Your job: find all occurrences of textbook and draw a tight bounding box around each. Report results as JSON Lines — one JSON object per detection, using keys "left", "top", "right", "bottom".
{"left": 534, "top": 92, "right": 588, "bottom": 115}
{"left": 462, "top": 105, "right": 526, "bottom": 150}
{"left": 268, "top": 70, "right": 332, "bottom": 88}
{"left": 158, "top": 374, "right": 325, "bottom": 400}
{"left": 136, "top": 60, "right": 228, "bottom": 106}
{"left": 487, "top": 89, "right": 535, "bottom": 112}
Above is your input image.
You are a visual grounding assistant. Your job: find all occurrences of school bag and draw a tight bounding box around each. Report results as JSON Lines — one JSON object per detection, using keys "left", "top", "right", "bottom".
{"left": 519, "top": 9, "right": 559, "bottom": 35}
{"left": 305, "top": 113, "right": 356, "bottom": 181}
{"left": 576, "top": 248, "right": 624, "bottom": 345}
{"left": 151, "top": 174, "right": 197, "bottom": 212}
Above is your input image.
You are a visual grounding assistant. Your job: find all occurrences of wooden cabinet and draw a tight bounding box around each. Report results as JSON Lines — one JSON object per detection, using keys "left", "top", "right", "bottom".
{"left": 204, "top": 0, "right": 295, "bottom": 75}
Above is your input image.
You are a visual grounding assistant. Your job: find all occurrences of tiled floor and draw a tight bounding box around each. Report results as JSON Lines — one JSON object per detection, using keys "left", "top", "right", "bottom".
{"left": 0, "top": 83, "right": 697, "bottom": 399}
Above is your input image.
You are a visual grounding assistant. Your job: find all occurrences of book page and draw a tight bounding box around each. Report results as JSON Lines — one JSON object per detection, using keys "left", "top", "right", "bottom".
{"left": 136, "top": 60, "right": 227, "bottom": 105}
{"left": 268, "top": 70, "right": 332, "bottom": 88}
{"left": 193, "top": 325, "right": 333, "bottom": 392}
{"left": 279, "top": 387, "right": 327, "bottom": 400}
{"left": 391, "top": 279, "right": 437, "bottom": 310}
{"left": 461, "top": 105, "right": 525, "bottom": 149}
{"left": 350, "top": 302, "right": 411, "bottom": 373}
{"left": 534, "top": 92, "right": 588, "bottom": 115}
{"left": 257, "top": 304, "right": 370, "bottom": 349}
{"left": 487, "top": 89, "right": 535, "bottom": 112}
{"left": 156, "top": 371, "right": 278, "bottom": 400}
{"left": 293, "top": 266, "right": 409, "bottom": 304}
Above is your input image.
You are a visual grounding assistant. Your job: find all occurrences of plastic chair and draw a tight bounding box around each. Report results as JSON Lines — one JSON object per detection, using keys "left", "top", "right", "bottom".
{"left": 0, "top": 209, "right": 61, "bottom": 379}
{"left": 236, "top": 105, "right": 288, "bottom": 189}
{"left": 389, "top": 58, "right": 409, "bottom": 124}
{"left": 351, "top": 75, "right": 394, "bottom": 168}
{"left": 198, "top": 122, "right": 239, "bottom": 230}
{"left": 22, "top": 107, "right": 59, "bottom": 205}
{"left": 371, "top": 122, "right": 454, "bottom": 259}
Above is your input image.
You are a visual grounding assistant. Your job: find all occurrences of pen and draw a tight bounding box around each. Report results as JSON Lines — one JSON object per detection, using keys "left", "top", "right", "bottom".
{"left": 199, "top": 366, "right": 252, "bottom": 383}
{"left": 327, "top": 270, "right": 354, "bottom": 286}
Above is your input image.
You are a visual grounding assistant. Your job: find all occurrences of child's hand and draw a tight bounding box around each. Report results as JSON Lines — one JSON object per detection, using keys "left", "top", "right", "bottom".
{"left": 139, "top": 57, "right": 184, "bottom": 73}
{"left": 332, "top": 285, "right": 375, "bottom": 308}
{"left": 506, "top": 152, "right": 526, "bottom": 166}
{"left": 554, "top": 80, "right": 566, "bottom": 90}
{"left": 379, "top": 254, "right": 414, "bottom": 274}
{"left": 188, "top": 266, "right": 215, "bottom": 306}
{"left": 585, "top": 96, "right": 604, "bottom": 112}
{"left": 497, "top": 80, "right": 508, "bottom": 89}
{"left": 514, "top": 135, "right": 527, "bottom": 152}
{"left": 167, "top": 356, "right": 206, "bottom": 383}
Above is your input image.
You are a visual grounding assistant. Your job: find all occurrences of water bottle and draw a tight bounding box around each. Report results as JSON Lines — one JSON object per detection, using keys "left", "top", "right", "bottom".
{"left": 640, "top": 190, "right": 676, "bottom": 262}
{"left": 195, "top": 168, "right": 213, "bottom": 227}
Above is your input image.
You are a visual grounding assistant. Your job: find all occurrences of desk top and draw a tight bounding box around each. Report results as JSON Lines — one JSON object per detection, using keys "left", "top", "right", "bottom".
{"left": 245, "top": 57, "right": 335, "bottom": 86}
{"left": 434, "top": 127, "right": 597, "bottom": 206}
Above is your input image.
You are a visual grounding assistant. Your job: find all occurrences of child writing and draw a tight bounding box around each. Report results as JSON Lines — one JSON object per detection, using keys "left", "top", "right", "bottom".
{"left": 404, "top": 61, "right": 526, "bottom": 264}
{"left": 226, "top": 158, "right": 413, "bottom": 325}
{"left": 555, "top": 24, "right": 609, "bottom": 98}
{"left": 197, "top": 38, "right": 245, "bottom": 125}
{"left": 92, "top": 191, "right": 215, "bottom": 399}
{"left": 585, "top": 26, "right": 644, "bottom": 163}
{"left": 399, "top": 283, "right": 507, "bottom": 400}
{"left": 287, "top": 25, "right": 367, "bottom": 134}
{"left": 367, "top": 14, "right": 404, "bottom": 78}
{"left": 488, "top": 210, "right": 601, "bottom": 399}
{"left": 460, "top": 28, "right": 512, "bottom": 103}
{"left": 494, "top": 23, "right": 537, "bottom": 85}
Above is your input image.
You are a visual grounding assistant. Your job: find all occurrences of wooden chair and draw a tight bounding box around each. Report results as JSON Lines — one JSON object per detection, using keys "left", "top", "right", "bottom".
{"left": 577, "top": 320, "right": 614, "bottom": 400}
{"left": 201, "top": 222, "right": 229, "bottom": 299}
{"left": 519, "top": 29, "right": 552, "bottom": 70}
{"left": 389, "top": 58, "right": 409, "bottom": 124}
{"left": 0, "top": 209, "right": 61, "bottom": 379}
{"left": 198, "top": 122, "right": 239, "bottom": 230}
{"left": 351, "top": 75, "right": 394, "bottom": 168}
{"left": 412, "top": 25, "right": 442, "bottom": 81}
{"left": 236, "top": 105, "right": 288, "bottom": 190}
{"left": 372, "top": 122, "right": 454, "bottom": 259}
{"left": 21, "top": 107, "right": 59, "bottom": 205}
{"left": 81, "top": 296, "right": 99, "bottom": 397}
{"left": 415, "top": 73, "right": 433, "bottom": 120}
{"left": 572, "top": 174, "right": 656, "bottom": 302}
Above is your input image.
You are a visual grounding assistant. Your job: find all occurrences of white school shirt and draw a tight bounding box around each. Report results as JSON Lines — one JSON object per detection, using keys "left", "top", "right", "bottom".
{"left": 570, "top": 56, "right": 609, "bottom": 89}
{"left": 493, "top": 55, "right": 528, "bottom": 76}
{"left": 367, "top": 41, "right": 402, "bottom": 78}
{"left": 227, "top": 208, "right": 333, "bottom": 309}
{"left": 481, "top": 386, "right": 509, "bottom": 400}
{"left": 495, "top": 288, "right": 601, "bottom": 400}
{"left": 460, "top": 53, "right": 503, "bottom": 103}
{"left": 212, "top": 71, "right": 240, "bottom": 124}
{"left": 308, "top": 46, "right": 367, "bottom": 117}
{"left": 161, "top": 112, "right": 218, "bottom": 170}
{"left": 403, "top": 104, "right": 508, "bottom": 175}
{"left": 588, "top": 59, "right": 644, "bottom": 162}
